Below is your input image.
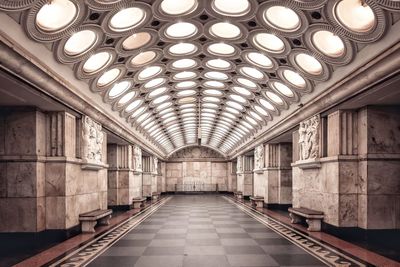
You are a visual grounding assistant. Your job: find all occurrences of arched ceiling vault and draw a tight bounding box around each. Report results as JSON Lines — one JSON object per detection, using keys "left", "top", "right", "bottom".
{"left": 1, "top": 0, "right": 399, "bottom": 157}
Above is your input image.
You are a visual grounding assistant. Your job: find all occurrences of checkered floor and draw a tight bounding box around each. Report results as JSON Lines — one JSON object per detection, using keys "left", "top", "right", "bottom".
{"left": 88, "top": 195, "right": 326, "bottom": 267}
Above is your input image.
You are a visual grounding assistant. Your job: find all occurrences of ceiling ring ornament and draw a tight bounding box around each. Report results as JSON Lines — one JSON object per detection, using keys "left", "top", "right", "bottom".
{"left": 202, "top": 41, "right": 242, "bottom": 59}
{"left": 125, "top": 48, "right": 164, "bottom": 70}
{"left": 85, "top": 0, "right": 125, "bottom": 11}
{"left": 23, "top": 0, "right": 87, "bottom": 42}
{"left": 257, "top": 0, "right": 310, "bottom": 37}
{"left": 373, "top": 0, "right": 400, "bottom": 11}
{"left": 74, "top": 47, "right": 117, "bottom": 80}
{"left": 114, "top": 29, "right": 159, "bottom": 57}
{"left": 54, "top": 24, "right": 104, "bottom": 64}
{"left": 133, "top": 64, "right": 165, "bottom": 82}
{"left": 236, "top": 64, "right": 270, "bottom": 83}
{"left": 0, "top": 0, "right": 38, "bottom": 11}
{"left": 248, "top": 29, "right": 292, "bottom": 57}
{"left": 167, "top": 58, "right": 202, "bottom": 72}
{"left": 100, "top": 2, "right": 152, "bottom": 37}
{"left": 241, "top": 50, "right": 279, "bottom": 71}
{"left": 276, "top": 66, "right": 314, "bottom": 94}
{"left": 152, "top": 0, "right": 205, "bottom": 20}
{"left": 206, "top": 0, "right": 258, "bottom": 21}
{"left": 140, "top": 76, "right": 169, "bottom": 91}
{"left": 158, "top": 19, "right": 204, "bottom": 42}
{"left": 288, "top": 48, "right": 332, "bottom": 81}
{"left": 163, "top": 41, "right": 203, "bottom": 59}
{"left": 89, "top": 64, "right": 126, "bottom": 92}
{"left": 288, "top": 0, "right": 328, "bottom": 10}
{"left": 324, "top": 0, "right": 388, "bottom": 43}
{"left": 203, "top": 19, "right": 249, "bottom": 43}
{"left": 302, "top": 23, "right": 355, "bottom": 66}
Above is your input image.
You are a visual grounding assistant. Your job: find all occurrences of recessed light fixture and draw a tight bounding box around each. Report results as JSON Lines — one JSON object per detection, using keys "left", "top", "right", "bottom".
{"left": 165, "top": 22, "right": 198, "bottom": 39}
{"left": 160, "top": 0, "right": 197, "bottom": 15}
{"left": 282, "top": 70, "right": 306, "bottom": 88}
{"left": 138, "top": 66, "right": 162, "bottom": 80}
{"left": 253, "top": 33, "right": 285, "bottom": 53}
{"left": 212, "top": 0, "right": 250, "bottom": 16}
{"left": 245, "top": 52, "right": 273, "bottom": 69}
{"left": 97, "top": 68, "right": 121, "bottom": 87}
{"left": 209, "top": 22, "right": 241, "bottom": 39}
{"left": 208, "top": 42, "right": 236, "bottom": 56}
{"left": 263, "top": 6, "right": 300, "bottom": 31}
{"left": 122, "top": 32, "right": 151, "bottom": 50}
{"left": 36, "top": 0, "right": 77, "bottom": 32}
{"left": 334, "top": 0, "right": 375, "bottom": 33}
{"left": 130, "top": 51, "right": 157, "bottom": 67}
{"left": 109, "top": 80, "right": 131, "bottom": 98}
{"left": 64, "top": 30, "right": 97, "bottom": 56}
{"left": 109, "top": 7, "right": 145, "bottom": 32}
{"left": 272, "top": 81, "right": 294, "bottom": 97}
{"left": 295, "top": 53, "right": 323, "bottom": 75}
{"left": 312, "top": 30, "right": 345, "bottom": 57}
{"left": 168, "top": 42, "right": 197, "bottom": 55}
{"left": 172, "top": 58, "right": 197, "bottom": 69}
{"left": 83, "top": 51, "right": 111, "bottom": 73}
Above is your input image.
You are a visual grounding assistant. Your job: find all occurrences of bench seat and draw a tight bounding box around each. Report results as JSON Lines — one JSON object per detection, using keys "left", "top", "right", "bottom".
{"left": 79, "top": 209, "right": 112, "bottom": 233}
{"left": 250, "top": 196, "right": 264, "bottom": 208}
{"left": 234, "top": 191, "right": 243, "bottom": 200}
{"left": 288, "top": 207, "right": 324, "bottom": 231}
{"left": 132, "top": 197, "right": 146, "bottom": 209}
{"left": 151, "top": 192, "right": 160, "bottom": 201}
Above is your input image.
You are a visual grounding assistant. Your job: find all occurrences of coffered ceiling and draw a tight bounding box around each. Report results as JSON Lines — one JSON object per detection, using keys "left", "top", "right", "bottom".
{"left": 0, "top": 0, "right": 399, "bottom": 156}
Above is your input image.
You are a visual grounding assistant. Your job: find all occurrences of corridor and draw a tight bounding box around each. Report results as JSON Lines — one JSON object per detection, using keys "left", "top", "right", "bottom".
{"left": 51, "top": 196, "right": 366, "bottom": 267}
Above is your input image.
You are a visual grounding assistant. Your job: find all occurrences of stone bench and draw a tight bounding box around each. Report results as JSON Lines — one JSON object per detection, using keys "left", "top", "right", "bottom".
{"left": 234, "top": 191, "right": 243, "bottom": 200}
{"left": 132, "top": 197, "right": 146, "bottom": 209}
{"left": 250, "top": 196, "right": 264, "bottom": 208}
{"left": 79, "top": 209, "right": 112, "bottom": 233}
{"left": 152, "top": 192, "right": 160, "bottom": 201}
{"left": 289, "top": 207, "right": 324, "bottom": 231}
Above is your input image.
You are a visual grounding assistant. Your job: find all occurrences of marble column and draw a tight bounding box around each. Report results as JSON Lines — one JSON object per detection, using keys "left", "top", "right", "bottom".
{"left": 151, "top": 156, "right": 158, "bottom": 194}
{"left": 142, "top": 155, "right": 152, "bottom": 197}
{"left": 243, "top": 155, "right": 254, "bottom": 197}
{"left": 236, "top": 156, "right": 244, "bottom": 194}
{"left": 228, "top": 161, "right": 237, "bottom": 192}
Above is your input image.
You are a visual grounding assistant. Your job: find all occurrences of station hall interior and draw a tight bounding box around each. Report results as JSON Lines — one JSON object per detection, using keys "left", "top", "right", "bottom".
{"left": 0, "top": 0, "right": 399, "bottom": 266}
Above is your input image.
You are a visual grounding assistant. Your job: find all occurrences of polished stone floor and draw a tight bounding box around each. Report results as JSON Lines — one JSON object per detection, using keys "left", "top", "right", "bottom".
{"left": 88, "top": 195, "right": 326, "bottom": 267}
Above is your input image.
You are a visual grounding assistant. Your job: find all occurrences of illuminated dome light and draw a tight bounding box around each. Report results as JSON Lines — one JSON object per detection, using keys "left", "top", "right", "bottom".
{"left": 335, "top": 0, "right": 376, "bottom": 33}
{"left": 118, "top": 91, "right": 135, "bottom": 106}
{"left": 226, "top": 107, "right": 240, "bottom": 115}
{"left": 169, "top": 42, "right": 197, "bottom": 55}
{"left": 241, "top": 120, "right": 254, "bottom": 129}
{"left": 312, "top": 30, "right": 345, "bottom": 58}
{"left": 229, "top": 94, "right": 246, "bottom": 103}
{"left": 208, "top": 43, "right": 235, "bottom": 56}
{"left": 222, "top": 112, "right": 236, "bottom": 119}
{"left": 122, "top": 32, "right": 151, "bottom": 50}
{"left": 204, "top": 80, "right": 224, "bottom": 88}
{"left": 226, "top": 101, "right": 244, "bottom": 111}
{"left": 125, "top": 99, "right": 143, "bottom": 112}
{"left": 203, "top": 96, "right": 221, "bottom": 103}
{"left": 64, "top": 30, "right": 97, "bottom": 56}
{"left": 160, "top": 0, "right": 197, "bottom": 15}
{"left": 240, "top": 66, "right": 264, "bottom": 80}
{"left": 172, "top": 59, "right": 197, "bottom": 69}
{"left": 209, "top": 22, "right": 241, "bottom": 39}
{"left": 137, "top": 112, "right": 150, "bottom": 123}
{"left": 181, "top": 103, "right": 196, "bottom": 109}
{"left": 203, "top": 103, "right": 219, "bottom": 109}
{"left": 260, "top": 98, "right": 275, "bottom": 111}
{"left": 159, "top": 107, "right": 174, "bottom": 115}
{"left": 144, "top": 77, "right": 166, "bottom": 89}
{"left": 165, "top": 22, "right": 198, "bottom": 39}
{"left": 176, "top": 81, "right": 197, "bottom": 89}
{"left": 138, "top": 66, "right": 162, "bottom": 80}
{"left": 109, "top": 80, "right": 131, "bottom": 98}
{"left": 263, "top": 6, "right": 300, "bottom": 31}
{"left": 130, "top": 51, "right": 156, "bottom": 67}
{"left": 177, "top": 90, "right": 196, "bottom": 97}
{"left": 149, "top": 87, "right": 168, "bottom": 98}
{"left": 97, "top": 68, "right": 121, "bottom": 87}
{"left": 295, "top": 53, "right": 323, "bottom": 75}
{"left": 131, "top": 106, "right": 146, "bottom": 117}
{"left": 154, "top": 95, "right": 170, "bottom": 105}
{"left": 203, "top": 108, "right": 217, "bottom": 113}
{"left": 249, "top": 111, "right": 262, "bottom": 121}
{"left": 253, "top": 33, "right": 285, "bottom": 53}
{"left": 206, "top": 59, "right": 231, "bottom": 70}
{"left": 36, "top": 0, "right": 77, "bottom": 32}
{"left": 109, "top": 7, "right": 145, "bottom": 32}
{"left": 272, "top": 82, "right": 294, "bottom": 97}
{"left": 83, "top": 51, "right": 111, "bottom": 73}
{"left": 237, "top": 77, "right": 257, "bottom": 89}
{"left": 156, "top": 101, "right": 172, "bottom": 110}
{"left": 174, "top": 71, "right": 197, "bottom": 80}
{"left": 203, "top": 89, "right": 223, "bottom": 96}
{"left": 245, "top": 115, "right": 258, "bottom": 126}
{"left": 266, "top": 91, "right": 284, "bottom": 105}
{"left": 246, "top": 52, "right": 273, "bottom": 69}
{"left": 232, "top": 86, "right": 251, "bottom": 96}
{"left": 178, "top": 97, "right": 196, "bottom": 104}
{"left": 212, "top": 0, "right": 250, "bottom": 16}
{"left": 283, "top": 69, "right": 306, "bottom": 88}
{"left": 204, "top": 71, "right": 228, "bottom": 80}
{"left": 254, "top": 105, "right": 269, "bottom": 116}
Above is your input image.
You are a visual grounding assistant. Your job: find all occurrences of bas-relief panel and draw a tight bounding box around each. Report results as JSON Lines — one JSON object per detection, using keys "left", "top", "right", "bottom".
{"left": 298, "top": 115, "right": 320, "bottom": 161}
{"left": 169, "top": 146, "right": 225, "bottom": 160}
{"left": 81, "top": 116, "right": 104, "bottom": 165}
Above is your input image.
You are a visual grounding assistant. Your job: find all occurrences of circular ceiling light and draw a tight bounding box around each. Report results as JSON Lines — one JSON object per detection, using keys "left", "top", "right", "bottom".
{"left": 249, "top": 111, "right": 262, "bottom": 121}
{"left": 109, "top": 7, "right": 145, "bottom": 32}
{"left": 83, "top": 51, "right": 111, "bottom": 73}
{"left": 138, "top": 66, "right": 162, "bottom": 80}
{"left": 263, "top": 6, "right": 300, "bottom": 31}
{"left": 97, "top": 68, "right": 120, "bottom": 87}
{"left": 125, "top": 99, "right": 143, "bottom": 112}
{"left": 206, "top": 59, "right": 231, "bottom": 70}
{"left": 144, "top": 77, "right": 166, "bottom": 89}
{"left": 178, "top": 97, "right": 196, "bottom": 104}
{"left": 209, "top": 22, "right": 241, "bottom": 39}
{"left": 109, "top": 80, "right": 131, "bottom": 98}
{"left": 118, "top": 91, "right": 135, "bottom": 106}
{"left": 254, "top": 105, "right": 269, "bottom": 116}
{"left": 203, "top": 89, "right": 223, "bottom": 96}
{"left": 203, "top": 96, "right": 221, "bottom": 103}
{"left": 295, "top": 53, "right": 323, "bottom": 75}
{"left": 176, "top": 81, "right": 197, "bottom": 89}
{"left": 259, "top": 98, "right": 275, "bottom": 110}
{"left": 272, "top": 81, "right": 294, "bottom": 97}
{"left": 172, "top": 58, "right": 197, "bottom": 69}
{"left": 204, "top": 80, "right": 224, "bottom": 88}
{"left": 240, "top": 66, "right": 264, "bottom": 80}
{"left": 237, "top": 77, "right": 257, "bottom": 89}
{"left": 174, "top": 71, "right": 197, "bottom": 80}
{"left": 149, "top": 87, "right": 168, "bottom": 98}
{"left": 130, "top": 51, "right": 157, "bottom": 67}
{"left": 334, "top": 0, "right": 375, "bottom": 33}
{"left": 246, "top": 52, "right": 273, "bottom": 69}
{"left": 212, "top": 0, "right": 250, "bottom": 16}
{"left": 266, "top": 91, "right": 284, "bottom": 104}
{"left": 253, "top": 33, "right": 285, "bottom": 53}
{"left": 226, "top": 101, "right": 244, "bottom": 110}
{"left": 168, "top": 42, "right": 197, "bottom": 55}
{"left": 165, "top": 22, "right": 198, "bottom": 39}
{"left": 312, "top": 30, "right": 345, "bottom": 57}
{"left": 36, "top": 0, "right": 77, "bottom": 32}
{"left": 177, "top": 89, "right": 196, "bottom": 97}
{"left": 64, "top": 30, "right": 97, "bottom": 56}
{"left": 122, "top": 32, "right": 151, "bottom": 50}
{"left": 160, "top": 0, "right": 197, "bottom": 15}
{"left": 282, "top": 69, "right": 306, "bottom": 88}
{"left": 232, "top": 86, "right": 251, "bottom": 96}
{"left": 207, "top": 43, "right": 235, "bottom": 56}
{"left": 204, "top": 71, "right": 228, "bottom": 80}
{"left": 131, "top": 105, "right": 146, "bottom": 116}
{"left": 153, "top": 95, "right": 170, "bottom": 104}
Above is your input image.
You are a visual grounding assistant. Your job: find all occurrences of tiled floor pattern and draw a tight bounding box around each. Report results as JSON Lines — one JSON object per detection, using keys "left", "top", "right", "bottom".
{"left": 88, "top": 195, "right": 326, "bottom": 267}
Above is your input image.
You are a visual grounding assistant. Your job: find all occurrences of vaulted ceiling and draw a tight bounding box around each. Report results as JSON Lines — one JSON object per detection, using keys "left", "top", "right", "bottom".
{"left": 0, "top": 0, "right": 399, "bottom": 156}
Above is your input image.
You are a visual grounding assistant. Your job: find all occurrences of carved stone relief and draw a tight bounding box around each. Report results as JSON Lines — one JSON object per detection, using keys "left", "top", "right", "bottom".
{"left": 133, "top": 145, "right": 142, "bottom": 172}
{"left": 298, "top": 115, "right": 320, "bottom": 161}
{"left": 153, "top": 156, "right": 158, "bottom": 174}
{"left": 169, "top": 146, "right": 224, "bottom": 159}
{"left": 254, "top": 145, "right": 264, "bottom": 170}
{"left": 82, "top": 116, "right": 103, "bottom": 165}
